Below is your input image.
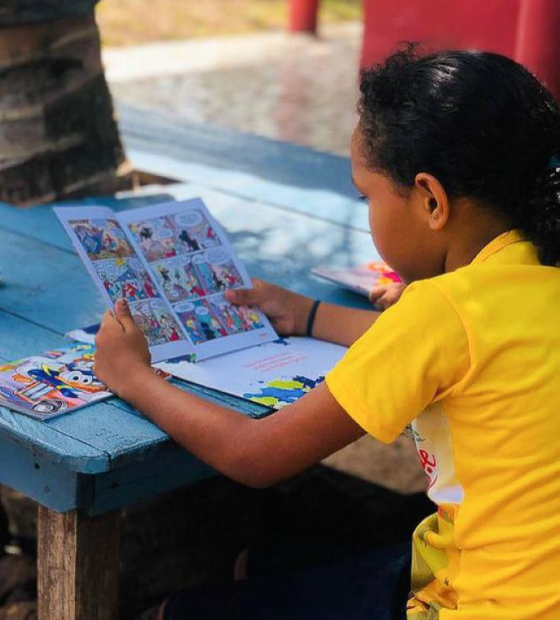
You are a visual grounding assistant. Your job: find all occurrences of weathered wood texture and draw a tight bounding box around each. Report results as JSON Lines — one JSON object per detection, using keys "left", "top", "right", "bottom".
{"left": 0, "top": 11, "right": 129, "bottom": 206}
{"left": 37, "top": 506, "right": 120, "bottom": 620}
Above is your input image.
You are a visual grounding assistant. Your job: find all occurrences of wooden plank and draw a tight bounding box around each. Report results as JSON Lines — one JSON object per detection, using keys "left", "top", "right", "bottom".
{"left": 0, "top": 432, "right": 91, "bottom": 512}
{"left": 89, "top": 446, "right": 214, "bottom": 515}
{"left": 0, "top": 227, "right": 106, "bottom": 333}
{"left": 37, "top": 506, "right": 121, "bottom": 620}
{"left": 118, "top": 104, "right": 371, "bottom": 232}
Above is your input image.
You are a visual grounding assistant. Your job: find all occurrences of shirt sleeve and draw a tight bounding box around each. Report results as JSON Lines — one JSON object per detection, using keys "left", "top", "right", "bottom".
{"left": 325, "top": 280, "right": 471, "bottom": 443}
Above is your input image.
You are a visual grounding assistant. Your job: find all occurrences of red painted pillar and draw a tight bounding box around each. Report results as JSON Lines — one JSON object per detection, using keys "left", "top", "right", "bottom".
{"left": 289, "top": 0, "right": 321, "bottom": 33}
{"left": 515, "top": 0, "right": 560, "bottom": 100}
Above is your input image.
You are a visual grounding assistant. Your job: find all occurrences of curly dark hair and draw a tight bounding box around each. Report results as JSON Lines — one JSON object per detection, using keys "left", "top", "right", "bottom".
{"left": 358, "top": 46, "right": 560, "bottom": 266}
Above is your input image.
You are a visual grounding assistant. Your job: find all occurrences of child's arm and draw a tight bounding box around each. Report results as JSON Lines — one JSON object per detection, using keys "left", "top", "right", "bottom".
{"left": 226, "top": 279, "right": 392, "bottom": 347}
{"left": 94, "top": 301, "right": 365, "bottom": 488}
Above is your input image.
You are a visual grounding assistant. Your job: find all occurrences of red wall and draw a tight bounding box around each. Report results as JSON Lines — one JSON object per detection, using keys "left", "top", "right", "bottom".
{"left": 360, "top": 0, "right": 559, "bottom": 99}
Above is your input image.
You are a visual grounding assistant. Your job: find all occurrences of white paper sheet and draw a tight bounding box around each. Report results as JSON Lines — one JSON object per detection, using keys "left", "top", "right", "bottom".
{"left": 156, "top": 336, "right": 347, "bottom": 409}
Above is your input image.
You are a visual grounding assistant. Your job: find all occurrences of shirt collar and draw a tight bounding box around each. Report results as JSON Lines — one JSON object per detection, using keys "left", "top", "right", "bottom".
{"left": 471, "top": 229, "right": 524, "bottom": 265}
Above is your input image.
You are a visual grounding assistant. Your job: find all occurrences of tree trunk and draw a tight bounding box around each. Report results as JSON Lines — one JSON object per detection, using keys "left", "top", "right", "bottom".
{"left": 0, "top": 8, "right": 130, "bottom": 206}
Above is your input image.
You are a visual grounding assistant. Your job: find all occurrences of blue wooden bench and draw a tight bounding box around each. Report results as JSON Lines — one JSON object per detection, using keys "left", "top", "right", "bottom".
{"left": 0, "top": 106, "right": 377, "bottom": 619}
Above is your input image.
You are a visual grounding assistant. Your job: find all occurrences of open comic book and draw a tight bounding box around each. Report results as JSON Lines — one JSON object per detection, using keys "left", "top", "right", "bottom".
{"left": 67, "top": 326, "right": 348, "bottom": 411}
{"left": 55, "top": 199, "right": 277, "bottom": 363}
{"left": 0, "top": 343, "right": 110, "bottom": 419}
{"left": 312, "top": 261, "right": 401, "bottom": 297}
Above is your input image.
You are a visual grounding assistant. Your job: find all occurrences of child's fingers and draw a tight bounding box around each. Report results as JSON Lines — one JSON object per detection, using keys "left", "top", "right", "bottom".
{"left": 96, "top": 309, "right": 119, "bottom": 346}
{"left": 114, "top": 299, "right": 137, "bottom": 332}
{"left": 368, "top": 285, "right": 388, "bottom": 304}
{"left": 225, "top": 287, "right": 261, "bottom": 307}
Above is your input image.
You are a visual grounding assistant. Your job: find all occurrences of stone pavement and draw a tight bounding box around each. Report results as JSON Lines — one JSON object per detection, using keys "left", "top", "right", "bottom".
{"left": 103, "top": 23, "right": 362, "bottom": 157}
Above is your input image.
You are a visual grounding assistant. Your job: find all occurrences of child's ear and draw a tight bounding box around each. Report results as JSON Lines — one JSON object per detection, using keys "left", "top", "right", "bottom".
{"left": 413, "top": 173, "right": 450, "bottom": 231}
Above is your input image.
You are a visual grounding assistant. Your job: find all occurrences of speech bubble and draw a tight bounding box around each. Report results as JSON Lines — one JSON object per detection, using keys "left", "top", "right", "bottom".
{"left": 192, "top": 254, "right": 205, "bottom": 265}
{"left": 205, "top": 248, "right": 229, "bottom": 265}
{"left": 175, "top": 211, "right": 204, "bottom": 228}
{"left": 128, "top": 257, "right": 144, "bottom": 273}
{"left": 155, "top": 225, "right": 173, "bottom": 239}
{"left": 174, "top": 302, "right": 194, "bottom": 313}
{"left": 195, "top": 306, "right": 210, "bottom": 316}
{"left": 96, "top": 261, "right": 120, "bottom": 281}
{"left": 91, "top": 219, "right": 110, "bottom": 228}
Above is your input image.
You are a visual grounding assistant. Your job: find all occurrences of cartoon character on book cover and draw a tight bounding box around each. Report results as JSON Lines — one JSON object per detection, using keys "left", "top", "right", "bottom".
{"left": 0, "top": 344, "right": 106, "bottom": 416}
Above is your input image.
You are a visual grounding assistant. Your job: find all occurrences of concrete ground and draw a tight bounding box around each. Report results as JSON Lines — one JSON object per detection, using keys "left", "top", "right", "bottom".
{"left": 102, "top": 24, "right": 426, "bottom": 495}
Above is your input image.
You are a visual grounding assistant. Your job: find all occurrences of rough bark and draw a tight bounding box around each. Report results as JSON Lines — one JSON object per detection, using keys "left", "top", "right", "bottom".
{"left": 0, "top": 10, "right": 130, "bottom": 206}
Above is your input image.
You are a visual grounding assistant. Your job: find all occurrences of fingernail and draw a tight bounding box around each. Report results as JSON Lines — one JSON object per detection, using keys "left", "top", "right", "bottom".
{"left": 118, "top": 299, "right": 128, "bottom": 308}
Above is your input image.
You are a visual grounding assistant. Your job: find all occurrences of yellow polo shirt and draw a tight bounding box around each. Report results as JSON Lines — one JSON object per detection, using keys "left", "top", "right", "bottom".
{"left": 326, "top": 230, "right": 560, "bottom": 619}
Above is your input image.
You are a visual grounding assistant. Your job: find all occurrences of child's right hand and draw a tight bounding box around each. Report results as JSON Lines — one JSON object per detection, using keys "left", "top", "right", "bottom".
{"left": 225, "top": 279, "right": 314, "bottom": 336}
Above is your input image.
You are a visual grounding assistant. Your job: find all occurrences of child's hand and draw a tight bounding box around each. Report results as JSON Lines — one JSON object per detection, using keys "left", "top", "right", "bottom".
{"left": 225, "top": 279, "right": 314, "bottom": 336}
{"left": 94, "top": 299, "right": 151, "bottom": 396}
{"left": 368, "top": 282, "right": 407, "bottom": 310}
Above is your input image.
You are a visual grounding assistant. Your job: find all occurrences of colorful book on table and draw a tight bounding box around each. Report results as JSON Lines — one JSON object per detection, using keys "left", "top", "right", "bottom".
{"left": 0, "top": 342, "right": 170, "bottom": 420}
{"left": 312, "top": 261, "right": 401, "bottom": 297}
{"left": 0, "top": 343, "right": 110, "bottom": 419}
{"left": 55, "top": 199, "right": 278, "bottom": 364}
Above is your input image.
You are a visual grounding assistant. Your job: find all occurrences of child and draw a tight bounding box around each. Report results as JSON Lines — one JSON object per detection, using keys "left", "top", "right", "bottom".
{"left": 94, "top": 47, "right": 560, "bottom": 619}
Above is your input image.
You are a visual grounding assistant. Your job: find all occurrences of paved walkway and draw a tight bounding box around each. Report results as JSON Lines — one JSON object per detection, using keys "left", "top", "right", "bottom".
{"left": 103, "top": 23, "right": 362, "bottom": 156}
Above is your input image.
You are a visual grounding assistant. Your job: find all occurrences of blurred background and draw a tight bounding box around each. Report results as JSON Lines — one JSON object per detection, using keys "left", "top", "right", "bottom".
{"left": 98, "top": 0, "right": 363, "bottom": 156}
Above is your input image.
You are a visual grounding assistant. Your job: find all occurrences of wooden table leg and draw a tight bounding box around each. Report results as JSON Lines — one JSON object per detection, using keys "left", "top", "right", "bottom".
{"left": 37, "top": 506, "right": 121, "bottom": 620}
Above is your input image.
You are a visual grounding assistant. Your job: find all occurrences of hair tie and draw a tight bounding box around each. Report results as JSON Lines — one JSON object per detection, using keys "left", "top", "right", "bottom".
{"left": 548, "top": 154, "right": 560, "bottom": 170}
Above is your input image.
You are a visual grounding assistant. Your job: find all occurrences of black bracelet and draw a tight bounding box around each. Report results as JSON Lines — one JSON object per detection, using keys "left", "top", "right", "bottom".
{"left": 306, "top": 300, "right": 321, "bottom": 338}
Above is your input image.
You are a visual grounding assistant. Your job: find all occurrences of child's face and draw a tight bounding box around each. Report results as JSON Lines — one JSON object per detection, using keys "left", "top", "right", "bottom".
{"left": 350, "top": 128, "right": 446, "bottom": 283}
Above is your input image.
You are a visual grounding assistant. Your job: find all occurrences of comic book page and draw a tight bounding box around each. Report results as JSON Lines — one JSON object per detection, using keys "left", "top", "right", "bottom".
{"left": 54, "top": 206, "right": 192, "bottom": 363}
{"left": 117, "top": 198, "right": 277, "bottom": 361}
{"left": 312, "top": 261, "right": 401, "bottom": 297}
{"left": 156, "top": 336, "right": 347, "bottom": 409}
{"left": 0, "top": 343, "right": 110, "bottom": 419}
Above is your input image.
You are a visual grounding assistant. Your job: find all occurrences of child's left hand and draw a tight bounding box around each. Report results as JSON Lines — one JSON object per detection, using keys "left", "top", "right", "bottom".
{"left": 368, "top": 282, "right": 407, "bottom": 310}
{"left": 94, "top": 299, "right": 151, "bottom": 396}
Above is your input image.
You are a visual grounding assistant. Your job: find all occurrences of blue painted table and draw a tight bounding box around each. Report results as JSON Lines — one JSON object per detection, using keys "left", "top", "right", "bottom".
{"left": 0, "top": 106, "right": 378, "bottom": 619}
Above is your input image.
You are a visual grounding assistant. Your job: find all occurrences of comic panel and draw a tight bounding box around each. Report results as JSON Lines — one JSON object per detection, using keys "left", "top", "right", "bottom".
{"left": 130, "top": 299, "right": 184, "bottom": 346}
{"left": 191, "top": 248, "right": 244, "bottom": 295}
{"left": 208, "top": 294, "right": 265, "bottom": 335}
{"left": 0, "top": 344, "right": 106, "bottom": 417}
{"left": 93, "top": 257, "right": 159, "bottom": 303}
{"left": 151, "top": 256, "right": 207, "bottom": 303}
{"left": 69, "top": 219, "right": 135, "bottom": 261}
{"left": 171, "top": 209, "right": 221, "bottom": 254}
{"left": 173, "top": 299, "right": 229, "bottom": 345}
{"left": 128, "top": 216, "right": 177, "bottom": 262}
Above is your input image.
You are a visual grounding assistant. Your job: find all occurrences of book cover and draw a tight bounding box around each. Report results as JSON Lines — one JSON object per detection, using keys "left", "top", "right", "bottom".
{"left": 312, "top": 261, "right": 401, "bottom": 297}
{"left": 0, "top": 343, "right": 110, "bottom": 419}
